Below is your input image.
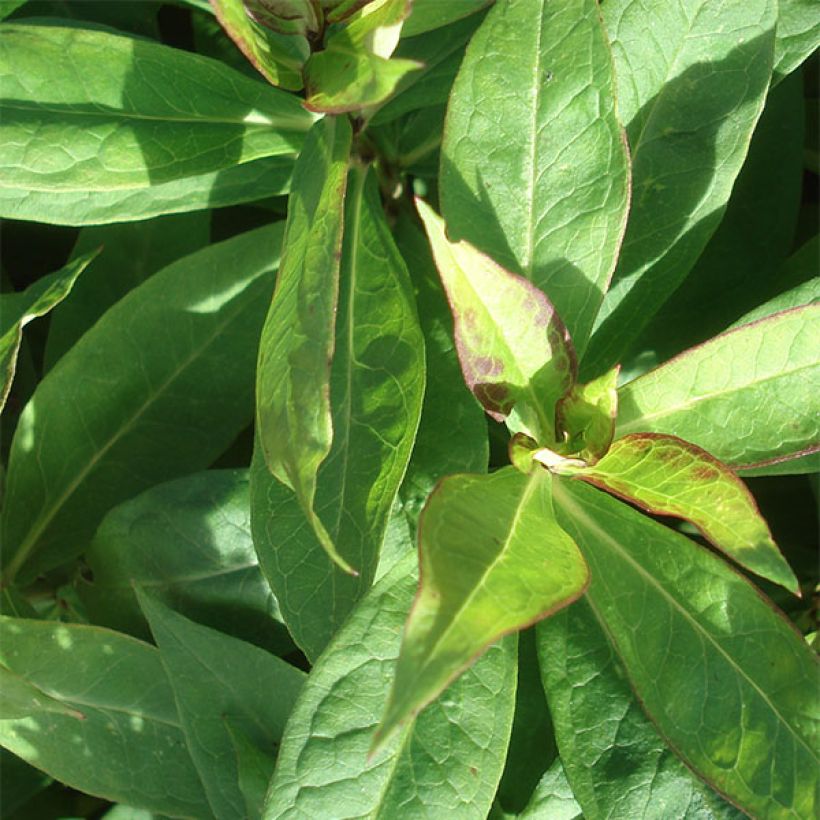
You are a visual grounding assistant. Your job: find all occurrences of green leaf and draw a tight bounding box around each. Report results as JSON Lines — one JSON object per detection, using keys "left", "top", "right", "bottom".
{"left": 252, "top": 166, "right": 425, "bottom": 659}
{"left": 0, "top": 249, "right": 98, "bottom": 412}
{"left": 416, "top": 198, "right": 576, "bottom": 445}
{"left": 0, "top": 155, "right": 294, "bottom": 226}
{"left": 255, "top": 116, "right": 353, "bottom": 573}
{"left": 552, "top": 479, "right": 819, "bottom": 818}
{"left": 210, "top": 0, "right": 308, "bottom": 89}
{"left": 80, "top": 469, "right": 291, "bottom": 655}
{"left": 45, "top": 212, "right": 210, "bottom": 371}
{"left": 392, "top": 210, "right": 489, "bottom": 532}
{"left": 537, "top": 599, "right": 744, "bottom": 819}
{"left": 563, "top": 433, "right": 799, "bottom": 593}
{"left": 1, "top": 223, "right": 284, "bottom": 586}
{"left": 616, "top": 304, "right": 820, "bottom": 470}
{"left": 0, "top": 617, "right": 210, "bottom": 817}
{"left": 375, "top": 467, "right": 589, "bottom": 750}
{"left": 137, "top": 591, "right": 305, "bottom": 820}
{"left": 0, "top": 0, "right": 26, "bottom": 20}
{"left": 225, "top": 721, "right": 276, "bottom": 820}
{"left": 440, "top": 0, "right": 630, "bottom": 354}
{"left": 402, "top": 0, "right": 490, "bottom": 36}
{"left": 0, "top": 666, "right": 85, "bottom": 720}
{"left": 0, "top": 750, "right": 52, "bottom": 818}
{"left": 244, "top": 0, "right": 321, "bottom": 36}
{"left": 264, "top": 552, "right": 517, "bottom": 818}
{"left": 555, "top": 366, "right": 619, "bottom": 463}
{"left": 773, "top": 0, "right": 820, "bottom": 83}
{"left": 584, "top": 0, "right": 777, "bottom": 375}
{"left": 519, "top": 759, "right": 582, "bottom": 820}
{"left": 0, "top": 24, "right": 314, "bottom": 192}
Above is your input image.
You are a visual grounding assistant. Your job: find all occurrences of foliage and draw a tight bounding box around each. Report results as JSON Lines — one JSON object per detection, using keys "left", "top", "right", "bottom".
{"left": 0, "top": 1, "right": 818, "bottom": 818}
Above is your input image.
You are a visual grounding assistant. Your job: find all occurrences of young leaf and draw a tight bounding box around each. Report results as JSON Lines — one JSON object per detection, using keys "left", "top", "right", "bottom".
{"left": 265, "top": 552, "right": 517, "bottom": 818}
{"left": 0, "top": 25, "right": 314, "bottom": 191}
{"left": 416, "top": 198, "right": 576, "bottom": 445}
{"left": 252, "top": 167, "right": 425, "bottom": 658}
{"left": 562, "top": 433, "right": 799, "bottom": 593}
{"left": 0, "top": 617, "right": 211, "bottom": 817}
{"left": 440, "top": 0, "right": 630, "bottom": 354}
{"left": 45, "top": 212, "right": 210, "bottom": 370}
{"left": 0, "top": 249, "right": 99, "bottom": 411}
{"left": 0, "top": 155, "right": 294, "bottom": 226}
{"left": 555, "top": 366, "right": 619, "bottom": 464}
{"left": 616, "top": 304, "right": 820, "bottom": 470}
{"left": 137, "top": 592, "right": 305, "bottom": 820}
{"left": 552, "top": 479, "right": 819, "bottom": 818}
{"left": 210, "top": 0, "right": 308, "bottom": 90}
{"left": 1, "top": 224, "right": 284, "bottom": 586}
{"left": 584, "top": 0, "right": 777, "bottom": 375}
{"left": 374, "top": 467, "right": 589, "bottom": 750}
{"left": 80, "top": 470, "right": 291, "bottom": 655}
{"left": 537, "top": 600, "right": 744, "bottom": 819}
{"left": 773, "top": 0, "right": 820, "bottom": 84}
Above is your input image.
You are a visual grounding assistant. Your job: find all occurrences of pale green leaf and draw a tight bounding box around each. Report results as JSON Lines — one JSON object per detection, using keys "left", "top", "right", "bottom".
{"left": 375, "top": 467, "right": 589, "bottom": 750}
{"left": 138, "top": 592, "right": 305, "bottom": 820}
{"left": 1, "top": 224, "right": 284, "bottom": 585}
{"left": 773, "top": 0, "right": 820, "bottom": 83}
{"left": 616, "top": 304, "right": 820, "bottom": 470}
{"left": 440, "top": 0, "right": 630, "bottom": 353}
{"left": 0, "top": 249, "right": 98, "bottom": 412}
{"left": 255, "top": 116, "right": 353, "bottom": 573}
{"left": 264, "top": 552, "right": 517, "bottom": 819}
{"left": 417, "top": 198, "right": 576, "bottom": 445}
{"left": 552, "top": 479, "right": 819, "bottom": 818}
{"left": 585, "top": 0, "right": 777, "bottom": 374}
{"left": 0, "top": 24, "right": 314, "bottom": 192}
{"left": 0, "top": 617, "right": 210, "bottom": 817}
{"left": 252, "top": 166, "right": 425, "bottom": 659}
{"left": 519, "top": 759, "right": 582, "bottom": 820}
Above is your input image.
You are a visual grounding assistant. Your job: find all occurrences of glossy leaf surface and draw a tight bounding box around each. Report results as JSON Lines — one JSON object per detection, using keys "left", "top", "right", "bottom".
{"left": 265, "top": 552, "right": 516, "bottom": 819}
{"left": 253, "top": 167, "right": 424, "bottom": 659}
{"left": 376, "top": 468, "right": 589, "bottom": 749}
{"left": 138, "top": 592, "right": 305, "bottom": 820}
{"left": 256, "top": 116, "right": 352, "bottom": 571}
{"left": 585, "top": 0, "right": 776, "bottom": 374}
{"left": 617, "top": 305, "right": 820, "bottom": 470}
{"left": 0, "top": 617, "right": 210, "bottom": 817}
{"left": 81, "top": 470, "right": 290, "bottom": 654}
{"left": 538, "top": 600, "right": 744, "bottom": 819}
{"left": 417, "top": 199, "right": 575, "bottom": 444}
{"left": 440, "top": 0, "right": 630, "bottom": 353}
{"left": 0, "top": 250, "right": 98, "bottom": 411}
{"left": 566, "top": 433, "right": 798, "bottom": 593}
{"left": 553, "top": 479, "right": 819, "bottom": 818}
{"left": 0, "top": 25, "right": 313, "bottom": 191}
{"left": 2, "top": 224, "right": 283, "bottom": 585}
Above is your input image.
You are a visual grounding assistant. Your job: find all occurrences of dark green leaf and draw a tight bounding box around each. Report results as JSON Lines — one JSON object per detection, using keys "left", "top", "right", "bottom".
{"left": 440, "top": 0, "right": 630, "bottom": 353}
{"left": 138, "top": 592, "right": 305, "bottom": 820}
{"left": 0, "top": 1, "right": 27, "bottom": 20}
{"left": 519, "top": 759, "right": 582, "bottom": 820}
{"left": 265, "top": 552, "right": 517, "bottom": 818}
{"left": 402, "top": 0, "right": 490, "bottom": 36}
{"left": 0, "top": 749, "right": 52, "bottom": 818}
{"left": 1, "top": 223, "right": 284, "bottom": 585}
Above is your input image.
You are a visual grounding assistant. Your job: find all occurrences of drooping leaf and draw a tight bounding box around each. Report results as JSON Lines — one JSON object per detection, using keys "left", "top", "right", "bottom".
{"left": 773, "top": 0, "right": 820, "bottom": 83}
{"left": 552, "top": 479, "right": 819, "bottom": 819}
{"left": 0, "top": 25, "right": 315, "bottom": 192}
{"left": 0, "top": 249, "right": 98, "bottom": 412}
{"left": 519, "top": 758, "right": 583, "bottom": 820}
{"left": 417, "top": 198, "right": 576, "bottom": 445}
{"left": 560, "top": 433, "right": 799, "bottom": 593}
{"left": 401, "top": 0, "right": 490, "bottom": 36}
{"left": 374, "top": 467, "right": 589, "bottom": 750}
{"left": 537, "top": 599, "right": 744, "bottom": 819}
{"left": 1, "top": 224, "right": 284, "bottom": 586}
{"left": 584, "top": 0, "right": 777, "bottom": 375}
{"left": 0, "top": 617, "right": 210, "bottom": 817}
{"left": 252, "top": 166, "right": 425, "bottom": 659}
{"left": 210, "top": 0, "right": 308, "bottom": 89}
{"left": 0, "top": 155, "right": 294, "bottom": 226}
{"left": 45, "top": 212, "right": 210, "bottom": 371}
{"left": 616, "top": 304, "right": 820, "bottom": 470}
{"left": 264, "top": 552, "right": 517, "bottom": 819}
{"left": 137, "top": 592, "right": 305, "bottom": 820}
{"left": 555, "top": 366, "right": 619, "bottom": 463}
{"left": 80, "top": 470, "right": 291, "bottom": 655}
{"left": 255, "top": 116, "right": 353, "bottom": 573}
{"left": 440, "top": 0, "right": 630, "bottom": 354}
